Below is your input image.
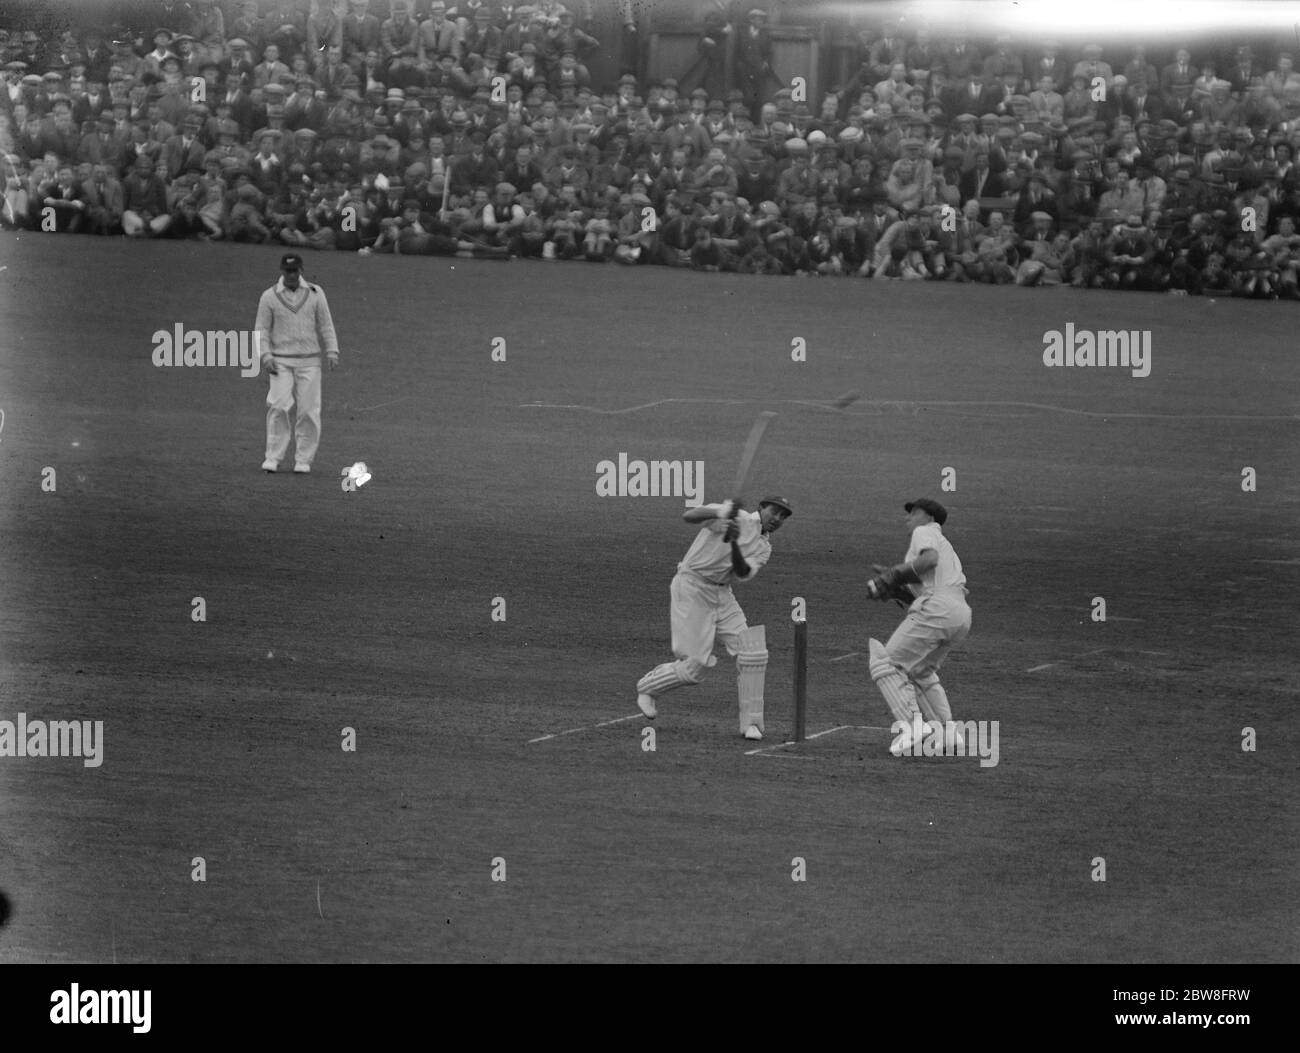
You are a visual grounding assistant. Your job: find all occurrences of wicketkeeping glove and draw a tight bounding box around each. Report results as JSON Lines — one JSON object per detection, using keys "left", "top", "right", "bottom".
{"left": 866, "top": 564, "right": 914, "bottom": 605}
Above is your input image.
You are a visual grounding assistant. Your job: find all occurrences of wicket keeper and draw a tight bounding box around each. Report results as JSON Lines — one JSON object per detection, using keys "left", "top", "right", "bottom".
{"left": 866, "top": 498, "right": 972, "bottom": 755}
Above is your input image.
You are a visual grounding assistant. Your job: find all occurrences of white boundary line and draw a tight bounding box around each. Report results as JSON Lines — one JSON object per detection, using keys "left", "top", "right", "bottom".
{"left": 1025, "top": 647, "right": 1172, "bottom": 673}
{"left": 527, "top": 713, "right": 642, "bottom": 744}
{"left": 520, "top": 398, "right": 1299, "bottom": 423}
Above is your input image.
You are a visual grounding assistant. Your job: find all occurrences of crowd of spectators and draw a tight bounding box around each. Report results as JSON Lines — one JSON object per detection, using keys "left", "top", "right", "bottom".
{"left": 4, "top": 2, "right": 1300, "bottom": 298}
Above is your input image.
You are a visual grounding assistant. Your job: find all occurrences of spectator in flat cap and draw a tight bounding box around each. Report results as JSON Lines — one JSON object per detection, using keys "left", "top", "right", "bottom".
{"left": 1104, "top": 213, "right": 1152, "bottom": 288}
{"left": 143, "top": 29, "right": 178, "bottom": 77}
{"left": 451, "top": 131, "right": 499, "bottom": 196}
{"left": 162, "top": 113, "right": 207, "bottom": 180}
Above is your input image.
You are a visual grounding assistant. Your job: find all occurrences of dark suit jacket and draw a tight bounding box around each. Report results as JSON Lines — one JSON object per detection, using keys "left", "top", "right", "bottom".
{"left": 163, "top": 135, "right": 207, "bottom": 180}
{"left": 959, "top": 166, "right": 1007, "bottom": 204}
{"left": 83, "top": 176, "right": 124, "bottom": 217}
{"left": 948, "top": 81, "right": 1001, "bottom": 117}
{"left": 1127, "top": 91, "right": 1164, "bottom": 124}
{"left": 78, "top": 130, "right": 127, "bottom": 170}
{"left": 1025, "top": 53, "right": 1070, "bottom": 91}
{"left": 943, "top": 45, "right": 981, "bottom": 81}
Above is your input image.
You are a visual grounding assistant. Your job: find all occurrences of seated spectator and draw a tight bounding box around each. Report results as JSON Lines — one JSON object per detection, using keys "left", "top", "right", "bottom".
{"left": 1097, "top": 168, "right": 1145, "bottom": 223}
{"left": 118, "top": 152, "right": 168, "bottom": 236}
{"left": 1105, "top": 213, "right": 1152, "bottom": 288}
{"left": 81, "top": 160, "right": 122, "bottom": 233}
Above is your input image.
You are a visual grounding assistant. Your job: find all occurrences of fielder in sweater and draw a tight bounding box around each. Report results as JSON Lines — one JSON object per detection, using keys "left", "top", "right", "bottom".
{"left": 255, "top": 253, "right": 341, "bottom": 473}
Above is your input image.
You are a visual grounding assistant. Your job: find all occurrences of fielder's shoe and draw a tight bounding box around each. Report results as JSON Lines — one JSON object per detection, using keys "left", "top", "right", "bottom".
{"left": 636, "top": 693, "right": 656, "bottom": 720}
{"left": 293, "top": 464, "right": 311, "bottom": 474}
{"left": 262, "top": 460, "right": 278, "bottom": 473}
{"left": 743, "top": 725, "right": 763, "bottom": 741}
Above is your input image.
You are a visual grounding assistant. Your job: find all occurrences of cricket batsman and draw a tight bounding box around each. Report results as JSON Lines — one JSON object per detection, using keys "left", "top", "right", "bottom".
{"left": 865, "top": 498, "right": 971, "bottom": 756}
{"left": 636, "top": 496, "right": 793, "bottom": 740}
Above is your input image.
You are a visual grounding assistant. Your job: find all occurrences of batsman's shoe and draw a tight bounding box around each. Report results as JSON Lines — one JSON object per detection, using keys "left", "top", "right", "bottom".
{"left": 636, "top": 693, "right": 656, "bottom": 720}
{"left": 262, "top": 460, "right": 278, "bottom": 473}
{"left": 293, "top": 464, "right": 311, "bottom": 474}
{"left": 743, "top": 725, "right": 763, "bottom": 741}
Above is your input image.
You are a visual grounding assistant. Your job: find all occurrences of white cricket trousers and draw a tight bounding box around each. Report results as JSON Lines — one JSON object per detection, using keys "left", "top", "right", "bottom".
{"left": 265, "top": 360, "right": 322, "bottom": 468}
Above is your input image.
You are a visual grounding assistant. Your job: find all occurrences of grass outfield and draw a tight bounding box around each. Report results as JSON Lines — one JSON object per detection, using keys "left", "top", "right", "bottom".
{"left": 0, "top": 233, "right": 1296, "bottom": 962}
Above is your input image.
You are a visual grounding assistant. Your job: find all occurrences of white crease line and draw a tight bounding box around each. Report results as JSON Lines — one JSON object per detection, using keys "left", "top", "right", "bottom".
{"left": 527, "top": 713, "right": 642, "bottom": 744}
{"left": 352, "top": 396, "right": 414, "bottom": 413}
{"left": 829, "top": 652, "right": 862, "bottom": 662}
{"left": 520, "top": 398, "right": 1300, "bottom": 423}
{"left": 1026, "top": 663, "right": 1057, "bottom": 673}
{"left": 744, "top": 724, "right": 887, "bottom": 756}
{"left": 750, "top": 752, "right": 822, "bottom": 760}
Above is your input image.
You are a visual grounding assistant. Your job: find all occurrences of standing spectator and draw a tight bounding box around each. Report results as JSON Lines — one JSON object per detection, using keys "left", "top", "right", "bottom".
{"left": 381, "top": 1, "right": 421, "bottom": 70}
{"left": 1264, "top": 53, "right": 1300, "bottom": 111}
{"left": 307, "top": 2, "right": 344, "bottom": 62}
{"left": 943, "top": 34, "right": 980, "bottom": 82}
{"left": 343, "top": 0, "right": 383, "bottom": 70}
{"left": 1122, "top": 46, "right": 1159, "bottom": 93}
{"left": 1025, "top": 39, "right": 1068, "bottom": 92}
{"left": 1226, "top": 45, "right": 1259, "bottom": 95}
{"left": 189, "top": 0, "right": 225, "bottom": 61}
{"left": 735, "top": 9, "right": 777, "bottom": 116}
{"left": 420, "top": 2, "right": 465, "bottom": 64}
{"left": 982, "top": 34, "right": 1023, "bottom": 86}
{"left": 1161, "top": 47, "right": 1196, "bottom": 92}
{"left": 1072, "top": 44, "right": 1112, "bottom": 85}
{"left": 867, "top": 20, "right": 908, "bottom": 83}
{"left": 1028, "top": 73, "right": 1063, "bottom": 124}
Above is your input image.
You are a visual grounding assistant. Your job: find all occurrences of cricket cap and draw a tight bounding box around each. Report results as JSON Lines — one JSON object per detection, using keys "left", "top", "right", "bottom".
{"left": 904, "top": 498, "right": 947, "bottom": 525}
{"left": 280, "top": 253, "right": 303, "bottom": 271}
{"left": 759, "top": 495, "right": 794, "bottom": 517}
